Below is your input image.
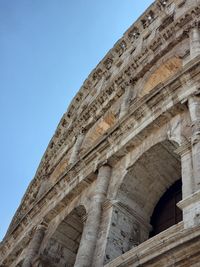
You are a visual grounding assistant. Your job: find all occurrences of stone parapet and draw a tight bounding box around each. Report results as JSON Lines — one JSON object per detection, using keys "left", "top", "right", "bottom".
{"left": 105, "top": 223, "right": 200, "bottom": 267}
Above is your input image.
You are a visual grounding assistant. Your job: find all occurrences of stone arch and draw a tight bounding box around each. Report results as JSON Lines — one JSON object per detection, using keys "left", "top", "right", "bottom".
{"left": 104, "top": 139, "right": 182, "bottom": 264}
{"left": 117, "top": 140, "right": 181, "bottom": 221}
{"left": 40, "top": 205, "right": 86, "bottom": 267}
{"left": 139, "top": 56, "right": 183, "bottom": 98}
{"left": 82, "top": 110, "right": 117, "bottom": 151}
{"left": 108, "top": 114, "right": 187, "bottom": 202}
{"left": 135, "top": 39, "right": 188, "bottom": 99}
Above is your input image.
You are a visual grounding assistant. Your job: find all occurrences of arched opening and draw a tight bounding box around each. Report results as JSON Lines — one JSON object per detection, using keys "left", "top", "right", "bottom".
{"left": 41, "top": 206, "right": 86, "bottom": 267}
{"left": 150, "top": 179, "right": 182, "bottom": 237}
{"left": 140, "top": 56, "right": 182, "bottom": 97}
{"left": 82, "top": 111, "right": 116, "bottom": 151}
{"left": 104, "top": 140, "right": 182, "bottom": 264}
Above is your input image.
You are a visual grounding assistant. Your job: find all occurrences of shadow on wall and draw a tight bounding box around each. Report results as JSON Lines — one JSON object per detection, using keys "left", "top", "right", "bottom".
{"left": 40, "top": 206, "right": 86, "bottom": 267}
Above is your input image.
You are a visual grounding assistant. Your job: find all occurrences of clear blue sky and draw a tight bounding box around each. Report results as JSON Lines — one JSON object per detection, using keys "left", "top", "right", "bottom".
{"left": 0, "top": 0, "right": 154, "bottom": 241}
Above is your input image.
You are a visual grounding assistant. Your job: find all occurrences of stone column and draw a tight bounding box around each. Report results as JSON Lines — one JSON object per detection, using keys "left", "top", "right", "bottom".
{"left": 190, "top": 25, "right": 200, "bottom": 59}
{"left": 176, "top": 142, "right": 194, "bottom": 198}
{"left": 188, "top": 95, "right": 200, "bottom": 191}
{"left": 22, "top": 225, "right": 46, "bottom": 267}
{"left": 119, "top": 86, "right": 132, "bottom": 119}
{"left": 69, "top": 132, "right": 85, "bottom": 165}
{"left": 74, "top": 165, "right": 112, "bottom": 267}
{"left": 177, "top": 96, "right": 200, "bottom": 229}
{"left": 92, "top": 200, "right": 114, "bottom": 267}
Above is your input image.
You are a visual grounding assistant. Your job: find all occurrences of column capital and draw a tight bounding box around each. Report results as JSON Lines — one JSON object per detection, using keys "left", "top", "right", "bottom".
{"left": 181, "top": 91, "right": 200, "bottom": 104}
{"left": 97, "top": 165, "right": 112, "bottom": 181}
{"left": 36, "top": 223, "right": 48, "bottom": 232}
{"left": 98, "top": 163, "right": 112, "bottom": 170}
{"left": 96, "top": 161, "right": 112, "bottom": 173}
{"left": 175, "top": 141, "right": 191, "bottom": 156}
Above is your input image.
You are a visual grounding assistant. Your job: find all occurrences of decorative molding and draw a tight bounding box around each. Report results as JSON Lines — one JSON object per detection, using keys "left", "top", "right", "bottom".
{"left": 177, "top": 189, "right": 200, "bottom": 210}
{"left": 175, "top": 141, "right": 191, "bottom": 156}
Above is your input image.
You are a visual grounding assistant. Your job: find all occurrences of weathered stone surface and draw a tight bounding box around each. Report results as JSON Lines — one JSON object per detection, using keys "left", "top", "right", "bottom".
{"left": 1, "top": 0, "right": 200, "bottom": 266}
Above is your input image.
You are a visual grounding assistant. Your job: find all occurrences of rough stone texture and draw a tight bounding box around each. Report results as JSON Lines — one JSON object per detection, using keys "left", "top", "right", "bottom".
{"left": 103, "top": 204, "right": 142, "bottom": 264}
{"left": 1, "top": 0, "right": 200, "bottom": 266}
{"left": 22, "top": 225, "right": 46, "bottom": 267}
{"left": 74, "top": 165, "right": 112, "bottom": 267}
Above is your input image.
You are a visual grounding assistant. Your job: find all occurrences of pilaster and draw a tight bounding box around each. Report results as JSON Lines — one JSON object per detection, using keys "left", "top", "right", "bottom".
{"left": 190, "top": 24, "right": 200, "bottom": 60}
{"left": 177, "top": 95, "right": 200, "bottom": 229}
{"left": 119, "top": 85, "right": 132, "bottom": 119}
{"left": 74, "top": 165, "right": 112, "bottom": 267}
{"left": 188, "top": 95, "right": 200, "bottom": 191}
{"left": 69, "top": 132, "right": 85, "bottom": 165}
{"left": 22, "top": 224, "right": 46, "bottom": 267}
{"left": 175, "top": 141, "right": 194, "bottom": 198}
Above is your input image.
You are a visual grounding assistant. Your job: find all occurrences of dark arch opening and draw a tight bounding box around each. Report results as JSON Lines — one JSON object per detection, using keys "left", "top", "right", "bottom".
{"left": 150, "top": 179, "right": 182, "bottom": 237}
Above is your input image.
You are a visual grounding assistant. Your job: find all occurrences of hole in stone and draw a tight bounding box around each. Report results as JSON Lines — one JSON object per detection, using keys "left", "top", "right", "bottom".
{"left": 106, "top": 254, "right": 110, "bottom": 260}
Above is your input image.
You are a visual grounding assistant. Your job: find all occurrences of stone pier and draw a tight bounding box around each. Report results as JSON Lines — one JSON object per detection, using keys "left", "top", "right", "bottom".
{"left": 190, "top": 26, "right": 200, "bottom": 60}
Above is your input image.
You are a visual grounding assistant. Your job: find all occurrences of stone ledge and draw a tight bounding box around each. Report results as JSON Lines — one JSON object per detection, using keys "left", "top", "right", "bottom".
{"left": 178, "top": 190, "right": 200, "bottom": 209}
{"left": 105, "top": 222, "right": 200, "bottom": 266}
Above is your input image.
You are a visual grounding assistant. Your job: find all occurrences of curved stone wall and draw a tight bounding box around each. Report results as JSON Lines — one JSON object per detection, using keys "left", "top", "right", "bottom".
{"left": 1, "top": 0, "right": 200, "bottom": 266}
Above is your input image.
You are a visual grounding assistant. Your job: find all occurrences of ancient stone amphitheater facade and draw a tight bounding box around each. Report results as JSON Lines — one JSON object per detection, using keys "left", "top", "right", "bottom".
{"left": 1, "top": 0, "right": 200, "bottom": 266}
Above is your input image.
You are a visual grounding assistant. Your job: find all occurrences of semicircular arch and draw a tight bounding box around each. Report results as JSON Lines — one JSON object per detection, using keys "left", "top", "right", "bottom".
{"left": 136, "top": 43, "right": 186, "bottom": 99}
{"left": 40, "top": 205, "right": 87, "bottom": 267}
{"left": 116, "top": 139, "right": 181, "bottom": 222}
{"left": 110, "top": 118, "right": 183, "bottom": 201}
